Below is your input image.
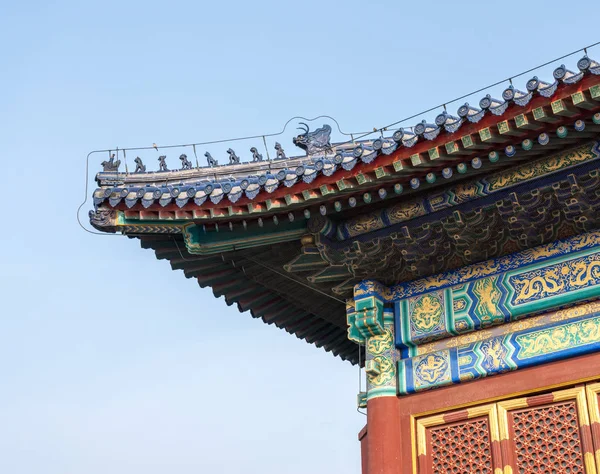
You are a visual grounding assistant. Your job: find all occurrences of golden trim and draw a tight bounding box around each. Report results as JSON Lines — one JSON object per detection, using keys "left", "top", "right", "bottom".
{"left": 497, "top": 404, "right": 510, "bottom": 441}
{"left": 497, "top": 398, "right": 526, "bottom": 411}
{"left": 578, "top": 388, "right": 592, "bottom": 427}
{"left": 416, "top": 420, "right": 427, "bottom": 457}
{"left": 586, "top": 452, "right": 598, "bottom": 474}
{"left": 467, "top": 404, "right": 495, "bottom": 419}
{"left": 416, "top": 413, "right": 446, "bottom": 428}
{"left": 585, "top": 383, "right": 600, "bottom": 473}
{"left": 553, "top": 386, "right": 584, "bottom": 402}
{"left": 586, "top": 382, "right": 600, "bottom": 425}
{"left": 410, "top": 414, "right": 418, "bottom": 474}
{"left": 489, "top": 404, "right": 501, "bottom": 443}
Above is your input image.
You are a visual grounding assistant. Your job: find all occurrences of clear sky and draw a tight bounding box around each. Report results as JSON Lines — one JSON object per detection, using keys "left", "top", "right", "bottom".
{"left": 1, "top": 1, "right": 599, "bottom": 473}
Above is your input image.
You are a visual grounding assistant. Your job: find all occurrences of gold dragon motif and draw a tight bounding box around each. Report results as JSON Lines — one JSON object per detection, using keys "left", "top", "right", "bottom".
{"left": 487, "top": 144, "right": 593, "bottom": 191}
{"left": 517, "top": 317, "right": 600, "bottom": 358}
{"left": 387, "top": 201, "right": 427, "bottom": 224}
{"left": 414, "top": 354, "right": 449, "bottom": 385}
{"left": 411, "top": 294, "right": 444, "bottom": 334}
{"left": 512, "top": 268, "right": 565, "bottom": 304}
{"left": 367, "top": 328, "right": 393, "bottom": 355}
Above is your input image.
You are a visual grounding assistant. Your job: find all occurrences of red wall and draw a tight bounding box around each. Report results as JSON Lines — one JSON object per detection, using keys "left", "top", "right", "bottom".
{"left": 360, "top": 351, "right": 600, "bottom": 473}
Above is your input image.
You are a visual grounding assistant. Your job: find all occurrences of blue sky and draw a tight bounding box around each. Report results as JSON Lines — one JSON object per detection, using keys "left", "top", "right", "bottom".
{"left": 1, "top": 1, "right": 599, "bottom": 473}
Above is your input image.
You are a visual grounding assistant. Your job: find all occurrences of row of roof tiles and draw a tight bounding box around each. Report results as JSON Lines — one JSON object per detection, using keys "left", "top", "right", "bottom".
{"left": 94, "top": 57, "right": 600, "bottom": 209}
{"left": 93, "top": 113, "right": 600, "bottom": 209}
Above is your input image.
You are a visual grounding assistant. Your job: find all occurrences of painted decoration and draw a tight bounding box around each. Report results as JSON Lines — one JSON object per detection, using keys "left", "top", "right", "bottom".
{"left": 364, "top": 310, "right": 400, "bottom": 400}
{"left": 339, "top": 141, "right": 600, "bottom": 239}
{"left": 398, "top": 307, "right": 600, "bottom": 395}
{"left": 396, "top": 243, "right": 600, "bottom": 352}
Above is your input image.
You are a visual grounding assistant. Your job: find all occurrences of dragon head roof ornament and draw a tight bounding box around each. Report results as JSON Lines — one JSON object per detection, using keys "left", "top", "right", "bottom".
{"left": 293, "top": 122, "right": 333, "bottom": 156}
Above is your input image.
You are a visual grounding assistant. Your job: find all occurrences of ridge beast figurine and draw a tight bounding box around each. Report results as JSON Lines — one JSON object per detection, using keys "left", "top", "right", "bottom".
{"left": 250, "top": 147, "right": 263, "bottom": 162}
{"left": 158, "top": 155, "right": 168, "bottom": 171}
{"left": 293, "top": 123, "right": 332, "bottom": 155}
{"left": 274, "top": 142, "right": 286, "bottom": 160}
{"left": 134, "top": 157, "right": 146, "bottom": 173}
{"left": 179, "top": 153, "right": 193, "bottom": 170}
{"left": 226, "top": 148, "right": 241, "bottom": 164}
{"left": 205, "top": 151, "right": 218, "bottom": 167}
{"left": 101, "top": 153, "right": 121, "bottom": 171}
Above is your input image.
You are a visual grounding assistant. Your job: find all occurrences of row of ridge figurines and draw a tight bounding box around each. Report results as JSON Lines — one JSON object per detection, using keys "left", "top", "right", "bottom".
{"left": 92, "top": 117, "right": 600, "bottom": 211}
{"left": 101, "top": 142, "right": 291, "bottom": 173}
{"left": 99, "top": 56, "right": 600, "bottom": 174}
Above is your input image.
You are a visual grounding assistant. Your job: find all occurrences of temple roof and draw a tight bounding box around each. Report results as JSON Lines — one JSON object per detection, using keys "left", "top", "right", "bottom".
{"left": 89, "top": 56, "right": 600, "bottom": 363}
{"left": 93, "top": 57, "right": 600, "bottom": 216}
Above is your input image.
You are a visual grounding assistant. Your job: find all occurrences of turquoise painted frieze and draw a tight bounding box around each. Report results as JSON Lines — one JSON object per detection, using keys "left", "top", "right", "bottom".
{"left": 397, "top": 310, "right": 600, "bottom": 395}
{"left": 183, "top": 219, "right": 307, "bottom": 255}
{"left": 395, "top": 244, "right": 600, "bottom": 352}
{"left": 507, "top": 251, "right": 600, "bottom": 306}
{"left": 415, "top": 300, "right": 600, "bottom": 357}
{"left": 409, "top": 352, "right": 453, "bottom": 392}
{"left": 396, "top": 289, "right": 453, "bottom": 347}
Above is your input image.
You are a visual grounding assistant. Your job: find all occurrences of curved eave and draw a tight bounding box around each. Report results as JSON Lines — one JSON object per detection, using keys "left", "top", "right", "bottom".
{"left": 138, "top": 235, "right": 360, "bottom": 364}
{"left": 93, "top": 65, "right": 600, "bottom": 218}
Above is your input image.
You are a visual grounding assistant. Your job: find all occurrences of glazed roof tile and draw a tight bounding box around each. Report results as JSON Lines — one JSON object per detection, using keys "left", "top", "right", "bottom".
{"left": 94, "top": 58, "right": 600, "bottom": 213}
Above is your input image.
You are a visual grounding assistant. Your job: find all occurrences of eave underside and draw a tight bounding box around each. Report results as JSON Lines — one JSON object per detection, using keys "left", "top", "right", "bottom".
{"left": 138, "top": 236, "right": 360, "bottom": 363}
{"left": 120, "top": 138, "right": 600, "bottom": 364}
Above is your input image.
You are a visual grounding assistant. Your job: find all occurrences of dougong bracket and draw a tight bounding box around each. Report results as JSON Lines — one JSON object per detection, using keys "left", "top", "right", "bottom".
{"left": 347, "top": 281, "right": 387, "bottom": 344}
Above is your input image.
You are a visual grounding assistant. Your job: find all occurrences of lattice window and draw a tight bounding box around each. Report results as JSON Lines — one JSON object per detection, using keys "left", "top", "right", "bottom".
{"left": 415, "top": 387, "right": 598, "bottom": 474}
{"left": 510, "top": 401, "right": 584, "bottom": 473}
{"left": 416, "top": 405, "right": 501, "bottom": 474}
{"left": 497, "top": 387, "right": 595, "bottom": 474}
{"left": 429, "top": 417, "right": 493, "bottom": 473}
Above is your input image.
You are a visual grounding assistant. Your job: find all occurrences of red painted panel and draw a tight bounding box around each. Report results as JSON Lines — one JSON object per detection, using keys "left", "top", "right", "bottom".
{"left": 359, "top": 425, "right": 368, "bottom": 474}
{"left": 361, "top": 352, "right": 600, "bottom": 473}
{"left": 366, "top": 397, "right": 403, "bottom": 474}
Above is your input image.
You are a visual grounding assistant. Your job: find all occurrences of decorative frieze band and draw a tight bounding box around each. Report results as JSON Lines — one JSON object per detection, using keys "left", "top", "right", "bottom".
{"left": 395, "top": 242, "right": 600, "bottom": 352}
{"left": 354, "top": 229, "right": 600, "bottom": 303}
{"left": 398, "top": 302, "right": 600, "bottom": 395}
{"left": 350, "top": 230, "right": 600, "bottom": 397}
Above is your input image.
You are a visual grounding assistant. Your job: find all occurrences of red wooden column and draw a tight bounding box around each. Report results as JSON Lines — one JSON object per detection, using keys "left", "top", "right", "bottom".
{"left": 359, "top": 425, "right": 368, "bottom": 474}
{"left": 365, "top": 396, "right": 403, "bottom": 474}
{"left": 350, "top": 286, "right": 404, "bottom": 473}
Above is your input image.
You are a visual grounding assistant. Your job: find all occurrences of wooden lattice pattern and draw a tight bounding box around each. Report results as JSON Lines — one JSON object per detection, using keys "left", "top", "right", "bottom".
{"left": 511, "top": 401, "right": 584, "bottom": 474}
{"left": 429, "top": 418, "right": 493, "bottom": 473}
